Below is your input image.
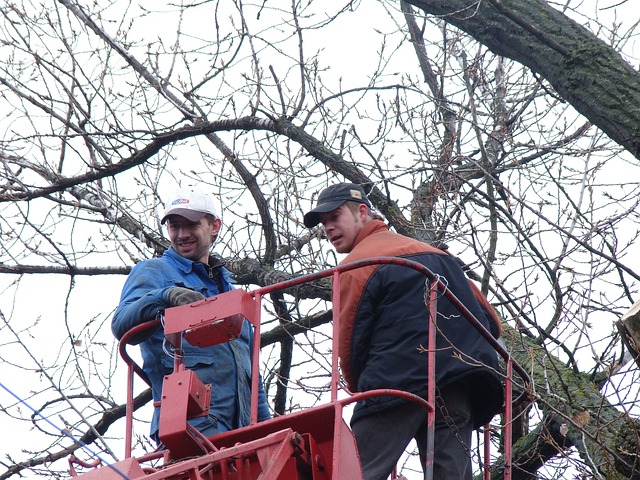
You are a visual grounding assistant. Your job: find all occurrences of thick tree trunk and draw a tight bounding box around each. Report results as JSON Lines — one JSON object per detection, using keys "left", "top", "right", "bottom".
{"left": 490, "top": 325, "right": 638, "bottom": 479}
{"left": 405, "top": 0, "right": 640, "bottom": 160}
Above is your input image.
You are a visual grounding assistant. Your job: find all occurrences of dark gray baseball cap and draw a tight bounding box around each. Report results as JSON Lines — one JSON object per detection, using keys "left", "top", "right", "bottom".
{"left": 303, "top": 183, "right": 371, "bottom": 228}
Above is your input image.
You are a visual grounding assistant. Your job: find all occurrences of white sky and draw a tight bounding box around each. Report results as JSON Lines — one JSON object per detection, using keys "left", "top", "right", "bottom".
{"left": 1, "top": 0, "right": 639, "bottom": 478}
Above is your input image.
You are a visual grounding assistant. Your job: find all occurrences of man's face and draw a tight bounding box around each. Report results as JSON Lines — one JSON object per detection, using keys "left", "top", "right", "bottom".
{"left": 319, "top": 203, "right": 366, "bottom": 254}
{"left": 166, "top": 215, "right": 221, "bottom": 263}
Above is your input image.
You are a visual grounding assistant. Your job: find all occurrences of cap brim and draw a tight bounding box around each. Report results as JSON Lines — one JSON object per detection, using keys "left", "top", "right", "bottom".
{"left": 303, "top": 200, "right": 346, "bottom": 228}
{"left": 161, "top": 208, "right": 207, "bottom": 224}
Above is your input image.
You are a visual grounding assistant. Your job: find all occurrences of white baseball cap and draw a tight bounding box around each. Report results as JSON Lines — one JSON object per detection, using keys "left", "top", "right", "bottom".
{"left": 161, "top": 186, "right": 219, "bottom": 224}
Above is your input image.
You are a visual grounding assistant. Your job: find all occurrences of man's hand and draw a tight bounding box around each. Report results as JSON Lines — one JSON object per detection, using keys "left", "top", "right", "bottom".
{"left": 167, "top": 287, "right": 205, "bottom": 306}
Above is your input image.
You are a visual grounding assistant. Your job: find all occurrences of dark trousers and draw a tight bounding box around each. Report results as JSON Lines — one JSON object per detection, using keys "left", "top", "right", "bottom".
{"left": 351, "top": 382, "right": 473, "bottom": 480}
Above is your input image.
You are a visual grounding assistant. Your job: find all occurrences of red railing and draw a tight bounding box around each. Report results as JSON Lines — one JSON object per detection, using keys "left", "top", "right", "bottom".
{"left": 108, "top": 256, "right": 531, "bottom": 479}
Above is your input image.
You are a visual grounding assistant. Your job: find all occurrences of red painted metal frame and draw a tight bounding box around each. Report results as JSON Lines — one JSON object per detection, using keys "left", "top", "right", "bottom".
{"left": 93, "top": 256, "right": 530, "bottom": 479}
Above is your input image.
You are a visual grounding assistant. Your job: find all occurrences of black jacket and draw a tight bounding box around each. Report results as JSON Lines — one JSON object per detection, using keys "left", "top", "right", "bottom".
{"left": 338, "top": 221, "right": 503, "bottom": 427}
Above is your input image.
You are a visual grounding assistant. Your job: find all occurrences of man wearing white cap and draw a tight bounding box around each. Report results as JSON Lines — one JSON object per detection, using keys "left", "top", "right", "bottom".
{"left": 112, "top": 186, "right": 271, "bottom": 444}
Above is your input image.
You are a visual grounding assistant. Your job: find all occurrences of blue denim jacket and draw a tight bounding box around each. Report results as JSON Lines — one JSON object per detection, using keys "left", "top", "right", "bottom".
{"left": 112, "top": 248, "right": 271, "bottom": 440}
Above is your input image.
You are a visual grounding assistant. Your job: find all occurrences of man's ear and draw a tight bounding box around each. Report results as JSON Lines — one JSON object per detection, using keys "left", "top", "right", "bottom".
{"left": 358, "top": 203, "right": 369, "bottom": 220}
{"left": 210, "top": 217, "right": 222, "bottom": 236}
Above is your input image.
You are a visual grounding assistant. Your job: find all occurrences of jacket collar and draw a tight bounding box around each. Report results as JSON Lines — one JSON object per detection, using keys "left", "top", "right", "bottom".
{"left": 164, "top": 247, "right": 225, "bottom": 274}
{"left": 352, "top": 219, "right": 389, "bottom": 250}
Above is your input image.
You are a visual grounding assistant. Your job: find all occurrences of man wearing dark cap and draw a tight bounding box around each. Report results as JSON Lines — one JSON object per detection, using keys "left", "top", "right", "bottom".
{"left": 112, "top": 186, "right": 270, "bottom": 444}
{"left": 304, "top": 183, "right": 503, "bottom": 480}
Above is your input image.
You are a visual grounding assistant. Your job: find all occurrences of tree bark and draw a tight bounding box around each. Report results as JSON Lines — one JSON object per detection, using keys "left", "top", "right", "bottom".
{"left": 405, "top": 0, "right": 640, "bottom": 160}
{"left": 489, "top": 325, "right": 636, "bottom": 479}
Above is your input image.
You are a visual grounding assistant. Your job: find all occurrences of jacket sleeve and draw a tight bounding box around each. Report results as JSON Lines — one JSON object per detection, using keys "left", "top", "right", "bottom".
{"left": 112, "top": 261, "right": 173, "bottom": 342}
{"left": 338, "top": 265, "right": 378, "bottom": 392}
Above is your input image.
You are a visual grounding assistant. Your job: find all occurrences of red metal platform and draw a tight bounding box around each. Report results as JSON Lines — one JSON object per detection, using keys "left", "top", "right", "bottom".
{"left": 69, "top": 256, "right": 530, "bottom": 480}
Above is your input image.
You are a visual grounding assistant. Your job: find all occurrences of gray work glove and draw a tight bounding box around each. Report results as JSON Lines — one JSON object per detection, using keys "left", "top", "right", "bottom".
{"left": 167, "top": 287, "right": 205, "bottom": 307}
